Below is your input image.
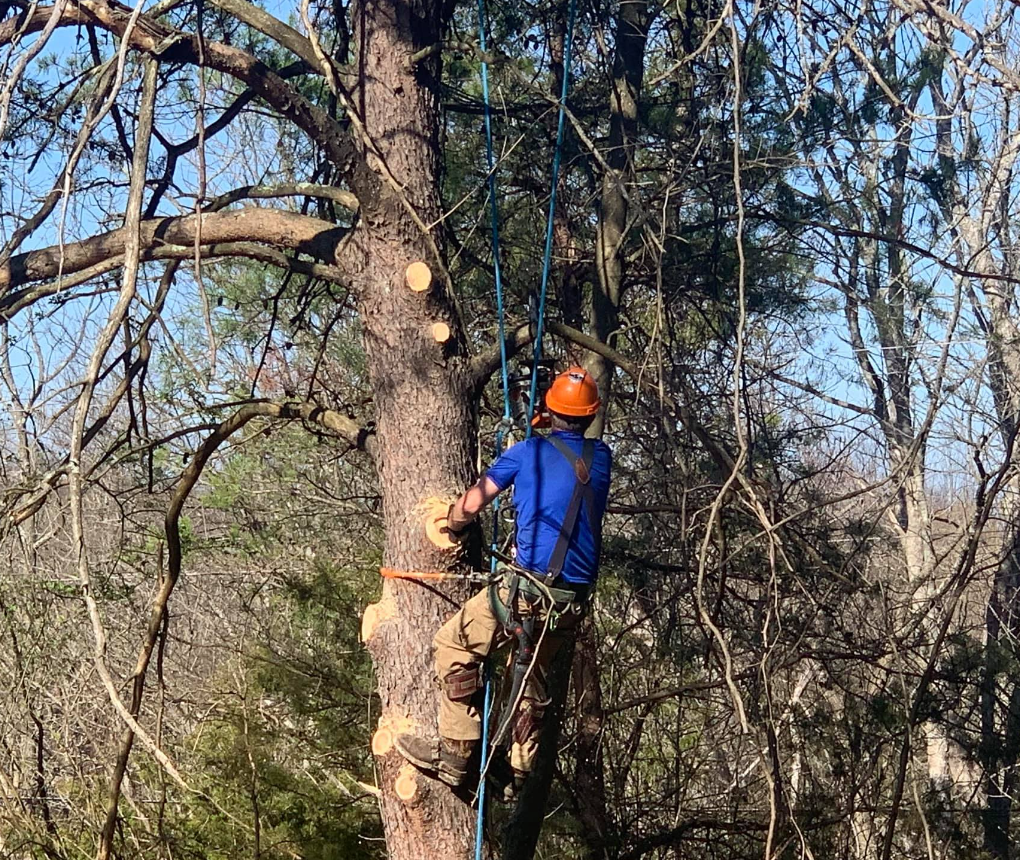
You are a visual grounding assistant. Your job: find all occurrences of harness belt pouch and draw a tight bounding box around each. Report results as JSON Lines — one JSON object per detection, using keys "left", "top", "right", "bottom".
{"left": 489, "top": 570, "right": 588, "bottom": 629}
{"left": 442, "top": 666, "right": 481, "bottom": 701}
{"left": 515, "top": 575, "right": 587, "bottom": 609}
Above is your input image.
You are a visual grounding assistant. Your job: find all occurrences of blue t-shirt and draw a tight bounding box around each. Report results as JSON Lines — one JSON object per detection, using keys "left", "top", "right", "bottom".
{"left": 486, "top": 431, "right": 612, "bottom": 585}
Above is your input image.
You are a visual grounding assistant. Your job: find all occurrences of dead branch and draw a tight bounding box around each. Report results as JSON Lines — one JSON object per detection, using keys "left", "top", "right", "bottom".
{"left": 0, "top": 208, "right": 348, "bottom": 292}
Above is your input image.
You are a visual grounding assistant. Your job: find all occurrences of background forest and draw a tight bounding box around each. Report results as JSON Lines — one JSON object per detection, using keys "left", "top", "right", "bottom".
{"left": 3, "top": 0, "right": 1020, "bottom": 858}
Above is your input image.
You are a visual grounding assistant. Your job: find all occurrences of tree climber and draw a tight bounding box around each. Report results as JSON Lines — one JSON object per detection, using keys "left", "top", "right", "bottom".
{"left": 395, "top": 366, "right": 613, "bottom": 797}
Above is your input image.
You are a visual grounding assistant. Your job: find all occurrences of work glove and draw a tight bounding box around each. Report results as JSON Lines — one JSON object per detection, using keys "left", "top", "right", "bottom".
{"left": 443, "top": 504, "right": 470, "bottom": 542}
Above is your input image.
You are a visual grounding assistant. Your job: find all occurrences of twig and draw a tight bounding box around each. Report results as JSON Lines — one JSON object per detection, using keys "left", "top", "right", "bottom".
{"left": 66, "top": 55, "right": 156, "bottom": 860}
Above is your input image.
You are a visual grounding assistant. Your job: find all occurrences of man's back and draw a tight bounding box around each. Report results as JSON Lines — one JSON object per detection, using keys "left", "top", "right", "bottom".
{"left": 486, "top": 430, "right": 612, "bottom": 585}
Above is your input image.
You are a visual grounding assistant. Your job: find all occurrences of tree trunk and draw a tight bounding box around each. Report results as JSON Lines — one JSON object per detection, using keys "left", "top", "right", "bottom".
{"left": 570, "top": 8, "right": 653, "bottom": 856}
{"left": 568, "top": 6, "right": 653, "bottom": 857}
{"left": 929, "top": 89, "right": 1020, "bottom": 838}
{"left": 348, "top": 2, "right": 481, "bottom": 857}
{"left": 975, "top": 270, "right": 1020, "bottom": 858}
{"left": 588, "top": 0, "right": 651, "bottom": 439}
{"left": 981, "top": 492, "right": 1020, "bottom": 859}
{"left": 572, "top": 619, "right": 612, "bottom": 859}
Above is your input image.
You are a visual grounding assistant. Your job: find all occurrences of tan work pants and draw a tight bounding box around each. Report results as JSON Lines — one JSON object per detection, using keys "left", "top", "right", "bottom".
{"left": 433, "top": 585, "right": 579, "bottom": 773}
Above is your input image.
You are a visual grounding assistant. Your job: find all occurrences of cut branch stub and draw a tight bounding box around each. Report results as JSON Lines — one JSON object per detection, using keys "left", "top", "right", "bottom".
{"left": 422, "top": 496, "right": 457, "bottom": 549}
{"left": 361, "top": 591, "right": 396, "bottom": 642}
{"left": 405, "top": 260, "right": 432, "bottom": 292}
{"left": 372, "top": 714, "right": 415, "bottom": 756}
{"left": 431, "top": 321, "right": 451, "bottom": 343}
{"left": 394, "top": 765, "right": 419, "bottom": 803}
{"left": 372, "top": 726, "right": 394, "bottom": 756}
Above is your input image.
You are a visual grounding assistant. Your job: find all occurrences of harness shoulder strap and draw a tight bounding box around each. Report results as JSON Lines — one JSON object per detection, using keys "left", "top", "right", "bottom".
{"left": 546, "top": 435, "right": 593, "bottom": 482}
{"left": 545, "top": 436, "right": 597, "bottom": 579}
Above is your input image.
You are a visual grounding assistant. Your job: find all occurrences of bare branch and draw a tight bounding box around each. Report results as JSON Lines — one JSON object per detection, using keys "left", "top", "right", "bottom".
{"left": 0, "top": 0, "right": 356, "bottom": 168}
{"left": 0, "top": 208, "right": 348, "bottom": 292}
{"left": 205, "top": 182, "right": 360, "bottom": 214}
{"left": 205, "top": 0, "right": 329, "bottom": 75}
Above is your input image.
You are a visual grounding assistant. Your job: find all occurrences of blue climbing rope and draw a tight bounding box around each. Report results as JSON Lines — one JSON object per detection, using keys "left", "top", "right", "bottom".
{"left": 477, "top": 0, "right": 511, "bottom": 420}
{"left": 475, "top": 0, "right": 509, "bottom": 851}
{"left": 474, "top": 0, "right": 579, "bottom": 853}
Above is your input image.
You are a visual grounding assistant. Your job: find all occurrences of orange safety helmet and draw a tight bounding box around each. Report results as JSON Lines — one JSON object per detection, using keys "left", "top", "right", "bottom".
{"left": 544, "top": 366, "right": 601, "bottom": 417}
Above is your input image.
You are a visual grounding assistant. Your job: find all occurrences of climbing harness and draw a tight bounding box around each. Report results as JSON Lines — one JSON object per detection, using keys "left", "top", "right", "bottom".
{"left": 487, "top": 439, "right": 596, "bottom": 631}
{"left": 487, "top": 566, "right": 588, "bottom": 625}
{"left": 473, "top": 0, "right": 579, "bottom": 847}
{"left": 484, "top": 563, "right": 587, "bottom": 769}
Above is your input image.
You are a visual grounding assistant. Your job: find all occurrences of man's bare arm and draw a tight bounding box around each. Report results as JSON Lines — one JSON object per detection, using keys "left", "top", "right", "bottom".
{"left": 447, "top": 476, "right": 502, "bottom": 533}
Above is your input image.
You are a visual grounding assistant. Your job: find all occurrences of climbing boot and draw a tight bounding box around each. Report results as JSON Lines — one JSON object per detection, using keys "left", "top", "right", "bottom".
{"left": 394, "top": 734, "right": 475, "bottom": 787}
{"left": 486, "top": 758, "right": 527, "bottom": 803}
{"left": 502, "top": 768, "right": 528, "bottom": 803}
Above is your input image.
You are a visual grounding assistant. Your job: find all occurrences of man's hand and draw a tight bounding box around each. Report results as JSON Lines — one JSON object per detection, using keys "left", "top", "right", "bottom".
{"left": 443, "top": 504, "right": 471, "bottom": 543}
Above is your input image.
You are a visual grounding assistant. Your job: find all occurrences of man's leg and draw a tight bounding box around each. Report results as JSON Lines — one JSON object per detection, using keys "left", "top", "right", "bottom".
{"left": 509, "top": 608, "right": 580, "bottom": 784}
{"left": 395, "top": 588, "right": 501, "bottom": 785}
{"left": 435, "top": 588, "right": 501, "bottom": 743}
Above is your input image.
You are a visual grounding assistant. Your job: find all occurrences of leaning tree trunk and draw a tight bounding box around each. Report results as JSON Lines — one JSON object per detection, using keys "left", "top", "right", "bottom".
{"left": 346, "top": 1, "right": 481, "bottom": 857}
{"left": 588, "top": 0, "right": 651, "bottom": 438}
